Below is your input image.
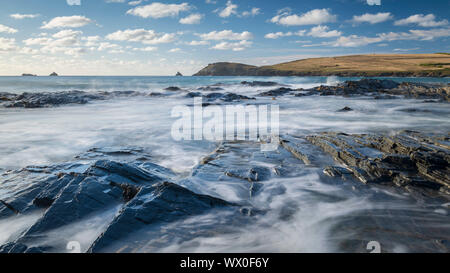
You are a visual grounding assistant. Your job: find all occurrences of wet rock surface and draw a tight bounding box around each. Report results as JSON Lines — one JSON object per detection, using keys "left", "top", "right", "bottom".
{"left": 305, "top": 131, "right": 450, "bottom": 194}
{"left": 0, "top": 134, "right": 449, "bottom": 253}
{"left": 298, "top": 79, "right": 450, "bottom": 101}
{"left": 0, "top": 90, "right": 147, "bottom": 108}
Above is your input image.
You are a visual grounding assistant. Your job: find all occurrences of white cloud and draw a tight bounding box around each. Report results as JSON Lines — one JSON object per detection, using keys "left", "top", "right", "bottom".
{"left": 105, "top": 0, "right": 126, "bottom": 3}
{"left": 133, "top": 46, "right": 157, "bottom": 51}
{"left": 169, "top": 48, "right": 181, "bottom": 53}
{"left": 217, "top": 1, "right": 238, "bottom": 18}
{"left": 126, "top": 2, "right": 190, "bottom": 19}
{"left": 332, "top": 27, "right": 450, "bottom": 47}
{"left": 198, "top": 30, "right": 253, "bottom": 41}
{"left": 0, "top": 38, "right": 17, "bottom": 51}
{"left": 52, "top": 29, "right": 83, "bottom": 39}
{"left": 179, "top": 13, "right": 203, "bottom": 24}
{"left": 264, "top": 31, "right": 305, "bottom": 39}
{"left": 0, "top": 24, "right": 18, "bottom": 34}
{"left": 41, "top": 16, "right": 93, "bottom": 29}
{"left": 242, "top": 8, "right": 260, "bottom": 17}
{"left": 352, "top": 12, "right": 393, "bottom": 24}
{"left": 106, "top": 29, "right": 176, "bottom": 44}
{"left": 308, "top": 25, "right": 341, "bottom": 37}
{"left": 212, "top": 40, "right": 252, "bottom": 51}
{"left": 67, "top": 0, "right": 81, "bottom": 5}
{"left": 10, "top": 14, "right": 40, "bottom": 19}
{"left": 128, "top": 0, "right": 143, "bottom": 6}
{"left": 367, "top": 0, "right": 381, "bottom": 5}
{"left": 394, "top": 14, "right": 448, "bottom": 27}
{"left": 188, "top": 40, "right": 209, "bottom": 46}
{"left": 271, "top": 8, "right": 337, "bottom": 26}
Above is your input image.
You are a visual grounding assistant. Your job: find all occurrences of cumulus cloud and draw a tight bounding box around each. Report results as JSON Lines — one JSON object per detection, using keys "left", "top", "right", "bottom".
{"left": 242, "top": 8, "right": 260, "bottom": 17}
{"left": 179, "top": 14, "right": 203, "bottom": 24}
{"left": 133, "top": 46, "right": 157, "bottom": 52}
{"left": 126, "top": 2, "right": 190, "bottom": 18}
{"left": 106, "top": 29, "right": 176, "bottom": 44}
{"left": 366, "top": 0, "right": 381, "bottom": 5}
{"left": 41, "top": 16, "right": 93, "bottom": 29}
{"left": 67, "top": 0, "right": 81, "bottom": 5}
{"left": 10, "top": 14, "right": 40, "bottom": 19}
{"left": 0, "top": 24, "right": 18, "bottom": 34}
{"left": 0, "top": 38, "right": 17, "bottom": 51}
{"left": 271, "top": 8, "right": 337, "bottom": 26}
{"left": 187, "top": 40, "right": 209, "bottom": 46}
{"left": 333, "top": 28, "right": 450, "bottom": 47}
{"left": 198, "top": 30, "right": 253, "bottom": 41}
{"left": 52, "top": 29, "right": 83, "bottom": 39}
{"left": 211, "top": 40, "right": 252, "bottom": 51}
{"left": 217, "top": 1, "right": 238, "bottom": 18}
{"left": 352, "top": 12, "right": 393, "bottom": 24}
{"left": 394, "top": 14, "right": 448, "bottom": 27}
{"left": 128, "top": 0, "right": 143, "bottom": 6}
{"left": 308, "top": 25, "right": 341, "bottom": 37}
{"left": 264, "top": 31, "right": 305, "bottom": 39}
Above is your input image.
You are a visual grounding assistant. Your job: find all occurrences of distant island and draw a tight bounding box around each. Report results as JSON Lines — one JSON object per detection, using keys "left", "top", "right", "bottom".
{"left": 194, "top": 53, "right": 450, "bottom": 77}
{"left": 49, "top": 72, "right": 58, "bottom": 76}
{"left": 176, "top": 72, "right": 183, "bottom": 76}
{"left": 21, "top": 73, "right": 37, "bottom": 77}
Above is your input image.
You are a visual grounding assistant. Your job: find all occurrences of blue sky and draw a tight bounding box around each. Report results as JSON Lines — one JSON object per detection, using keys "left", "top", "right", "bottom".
{"left": 0, "top": 0, "right": 449, "bottom": 75}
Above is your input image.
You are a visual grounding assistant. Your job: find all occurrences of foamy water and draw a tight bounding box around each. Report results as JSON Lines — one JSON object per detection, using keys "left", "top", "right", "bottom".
{"left": 0, "top": 76, "right": 449, "bottom": 252}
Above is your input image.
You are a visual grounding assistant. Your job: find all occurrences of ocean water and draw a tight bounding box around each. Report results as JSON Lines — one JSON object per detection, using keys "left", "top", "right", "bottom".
{"left": 0, "top": 76, "right": 449, "bottom": 252}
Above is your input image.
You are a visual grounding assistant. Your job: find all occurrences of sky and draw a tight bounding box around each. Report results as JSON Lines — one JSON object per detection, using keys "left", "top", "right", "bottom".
{"left": 0, "top": 0, "right": 449, "bottom": 75}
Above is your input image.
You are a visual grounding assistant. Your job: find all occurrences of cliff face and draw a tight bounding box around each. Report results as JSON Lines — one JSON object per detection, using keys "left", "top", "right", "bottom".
{"left": 193, "top": 54, "right": 450, "bottom": 77}
{"left": 194, "top": 62, "right": 259, "bottom": 76}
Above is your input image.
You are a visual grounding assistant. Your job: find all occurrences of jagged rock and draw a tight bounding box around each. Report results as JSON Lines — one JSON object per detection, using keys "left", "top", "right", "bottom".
{"left": 164, "top": 86, "right": 181, "bottom": 91}
{"left": 338, "top": 106, "right": 353, "bottom": 112}
{"left": 0, "top": 91, "right": 146, "bottom": 108}
{"left": 298, "top": 79, "right": 450, "bottom": 101}
{"left": 241, "top": 81, "right": 278, "bottom": 87}
{"left": 258, "top": 87, "right": 294, "bottom": 97}
{"left": 88, "top": 182, "right": 235, "bottom": 253}
{"left": 175, "top": 72, "right": 183, "bottom": 76}
{"left": 197, "top": 86, "right": 224, "bottom": 91}
{"left": 305, "top": 131, "right": 450, "bottom": 192}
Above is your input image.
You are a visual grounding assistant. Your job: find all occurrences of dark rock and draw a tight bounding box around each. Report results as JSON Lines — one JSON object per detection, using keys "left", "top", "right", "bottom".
{"left": 338, "top": 106, "right": 353, "bottom": 112}
{"left": 241, "top": 81, "right": 278, "bottom": 87}
{"left": 164, "top": 86, "right": 181, "bottom": 91}
{"left": 0, "top": 91, "right": 146, "bottom": 108}
{"left": 258, "top": 87, "right": 294, "bottom": 97}
{"left": 197, "top": 86, "right": 224, "bottom": 91}
{"left": 32, "top": 197, "right": 54, "bottom": 208}
{"left": 88, "top": 182, "right": 235, "bottom": 253}
{"left": 49, "top": 72, "right": 58, "bottom": 77}
{"left": 305, "top": 131, "right": 450, "bottom": 192}
{"left": 175, "top": 72, "right": 183, "bottom": 77}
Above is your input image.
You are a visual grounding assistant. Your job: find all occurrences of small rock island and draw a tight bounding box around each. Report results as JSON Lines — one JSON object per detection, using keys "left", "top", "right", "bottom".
{"left": 49, "top": 72, "right": 58, "bottom": 76}
{"left": 175, "top": 72, "right": 183, "bottom": 76}
{"left": 21, "top": 73, "right": 37, "bottom": 77}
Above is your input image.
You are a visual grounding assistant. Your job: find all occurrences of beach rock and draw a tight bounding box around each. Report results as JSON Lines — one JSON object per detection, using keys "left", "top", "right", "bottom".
{"left": 197, "top": 86, "right": 224, "bottom": 91}
{"left": 0, "top": 91, "right": 146, "bottom": 108}
{"left": 338, "top": 106, "right": 353, "bottom": 112}
{"left": 301, "top": 79, "right": 449, "bottom": 101}
{"left": 241, "top": 81, "right": 278, "bottom": 87}
{"left": 258, "top": 87, "right": 294, "bottom": 97}
{"left": 305, "top": 131, "right": 450, "bottom": 192}
{"left": 164, "top": 86, "right": 182, "bottom": 91}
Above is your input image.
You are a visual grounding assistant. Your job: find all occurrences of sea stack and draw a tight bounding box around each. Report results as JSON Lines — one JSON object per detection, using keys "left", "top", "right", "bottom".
{"left": 49, "top": 72, "right": 58, "bottom": 76}
{"left": 175, "top": 72, "right": 183, "bottom": 76}
{"left": 21, "top": 73, "right": 37, "bottom": 77}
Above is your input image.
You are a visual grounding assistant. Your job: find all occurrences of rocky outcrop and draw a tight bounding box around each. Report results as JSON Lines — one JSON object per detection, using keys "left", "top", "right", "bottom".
{"left": 0, "top": 145, "right": 240, "bottom": 253}
{"left": 0, "top": 90, "right": 147, "bottom": 108}
{"left": 299, "top": 79, "right": 450, "bottom": 101}
{"left": 175, "top": 72, "right": 183, "bottom": 76}
{"left": 49, "top": 72, "right": 58, "bottom": 76}
{"left": 193, "top": 62, "right": 259, "bottom": 76}
{"left": 305, "top": 131, "right": 450, "bottom": 194}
